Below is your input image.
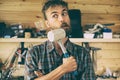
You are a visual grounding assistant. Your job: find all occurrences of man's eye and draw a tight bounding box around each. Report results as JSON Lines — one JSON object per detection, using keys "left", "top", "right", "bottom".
{"left": 52, "top": 14, "right": 58, "bottom": 18}
{"left": 62, "top": 12, "right": 68, "bottom": 16}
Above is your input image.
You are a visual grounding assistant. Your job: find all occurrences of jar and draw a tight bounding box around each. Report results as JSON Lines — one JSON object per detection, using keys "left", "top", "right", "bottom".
{"left": 103, "top": 28, "right": 112, "bottom": 39}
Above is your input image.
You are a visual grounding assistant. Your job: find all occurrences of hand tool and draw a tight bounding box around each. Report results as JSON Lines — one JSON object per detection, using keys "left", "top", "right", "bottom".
{"left": 47, "top": 28, "right": 78, "bottom": 77}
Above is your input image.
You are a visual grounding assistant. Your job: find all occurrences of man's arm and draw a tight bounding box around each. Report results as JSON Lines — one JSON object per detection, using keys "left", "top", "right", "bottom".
{"left": 35, "top": 56, "right": 77, "bottom": 80}
{"left": 35, "top": 64, "right": 64, "bottom": 80}
{"left": 25, "top": 48, "right": 77, "bottom": 80}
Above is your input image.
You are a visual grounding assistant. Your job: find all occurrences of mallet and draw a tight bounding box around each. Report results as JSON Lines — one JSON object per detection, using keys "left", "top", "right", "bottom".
{"left": 47, "top": 28, "right": 78, "bottom": 76}
{"left": 47, "top": 28, "right": 69, "bottom": 57}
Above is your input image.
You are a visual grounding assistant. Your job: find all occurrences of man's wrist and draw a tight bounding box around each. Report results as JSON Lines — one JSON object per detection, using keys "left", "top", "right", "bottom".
{"left": 59, "top": 64, "right": 67, "bottom": 74}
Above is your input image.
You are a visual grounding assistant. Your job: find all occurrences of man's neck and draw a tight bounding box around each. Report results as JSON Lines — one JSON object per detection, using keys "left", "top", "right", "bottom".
{"left": 55, "top": 37, "right": 68, "bottom": 47}
{"left": 54, "top": 37, "right": 68, "bottom": 55}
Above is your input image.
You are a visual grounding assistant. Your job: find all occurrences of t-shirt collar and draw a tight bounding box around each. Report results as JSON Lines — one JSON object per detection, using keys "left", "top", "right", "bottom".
{"left": 46, "top": 39, "right": 73, "bottom": 54}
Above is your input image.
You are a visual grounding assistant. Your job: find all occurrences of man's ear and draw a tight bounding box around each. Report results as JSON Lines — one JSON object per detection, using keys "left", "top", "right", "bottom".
{"left": 45, "top": 20, "right": 53, "bottom": 31}
{"left": 45, "top": 20, "right": 50, "bottom": 28}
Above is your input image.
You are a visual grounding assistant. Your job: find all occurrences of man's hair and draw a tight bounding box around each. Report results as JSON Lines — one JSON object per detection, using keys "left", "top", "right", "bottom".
{"left": 42, "top": 0, "right": 68, "bottom": 20}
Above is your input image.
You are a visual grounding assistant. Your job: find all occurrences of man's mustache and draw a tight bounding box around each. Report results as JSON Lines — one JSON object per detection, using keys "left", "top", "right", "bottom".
{"left": 61, "top": 23, "right": 69, "bottom": 28}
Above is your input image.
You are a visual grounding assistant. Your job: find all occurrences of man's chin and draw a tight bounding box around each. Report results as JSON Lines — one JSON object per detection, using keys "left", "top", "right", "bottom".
{"left": 64, "top": 28, "right": 71, "bottom": 36}
{"left": 62, "top": 27, "right": 70, "bottom": 30}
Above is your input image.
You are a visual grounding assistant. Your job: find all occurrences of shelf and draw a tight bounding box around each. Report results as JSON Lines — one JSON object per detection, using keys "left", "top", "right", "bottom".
{"left": 0, "top": 38, "right": 47, "bottom": 43}
{"left": 70, "top": 38, "right": 120, "bottom": 42}
{"left": 0, "top": 38, "right": 120, "bottom": 42}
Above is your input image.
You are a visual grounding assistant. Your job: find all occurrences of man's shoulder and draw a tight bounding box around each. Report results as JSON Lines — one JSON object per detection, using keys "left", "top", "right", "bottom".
{"left": 32, "top": 40, "right": 48, "bottom": 49}
{"left": 70, "top": 41, "right": 89, "bottom": 53}
{"left": 70, "top": 41, "right": 83, "bottom": 48}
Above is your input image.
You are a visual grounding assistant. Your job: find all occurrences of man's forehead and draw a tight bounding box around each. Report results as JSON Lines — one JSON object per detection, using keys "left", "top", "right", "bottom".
{"left": 46, "top": 6, "right": 68, "bottom": 13}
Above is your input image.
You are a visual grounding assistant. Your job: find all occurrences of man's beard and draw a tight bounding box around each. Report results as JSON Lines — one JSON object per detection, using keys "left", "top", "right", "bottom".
{"left": 61, "top": 22, "right": 72, "bottom": 37}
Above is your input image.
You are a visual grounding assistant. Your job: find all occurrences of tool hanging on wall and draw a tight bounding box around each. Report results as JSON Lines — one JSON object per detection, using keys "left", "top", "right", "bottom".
{"left": 82, "top": 42, "right": 101, "bottom": 73}
{"left": 90, "top": 47, "right": 101, "bottom": 72}
{"left": 1, "top": 42, "right": 28, "bottom": 79}
{"left": 10, "top": 42, "right": 28, "bottom": 67}
{"left": 82, "top": 42, "right": 91, "bottom": 52}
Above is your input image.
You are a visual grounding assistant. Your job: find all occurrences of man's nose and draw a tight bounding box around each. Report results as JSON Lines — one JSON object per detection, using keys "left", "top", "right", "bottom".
{"left": 58, "top": 15, "right": 64, "bottom": 22}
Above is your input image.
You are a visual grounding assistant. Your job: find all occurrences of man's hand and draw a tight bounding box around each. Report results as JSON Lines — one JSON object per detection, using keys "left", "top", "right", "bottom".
{"left": 61, "top": 56, "right": 77, "bottom": 73}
